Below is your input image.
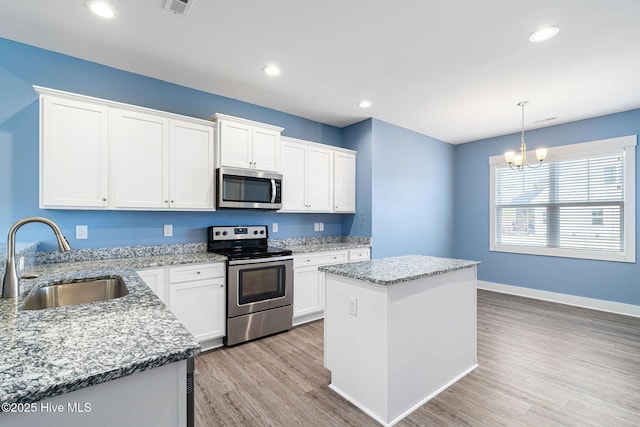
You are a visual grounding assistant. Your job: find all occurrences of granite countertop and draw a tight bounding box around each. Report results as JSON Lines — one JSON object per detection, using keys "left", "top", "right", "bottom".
{"left": 283, "top": 242, "right": 371, "bottom": 254}
{"left": 319, "top": 255, "right": 479, "bottom": 285}
{"left": 270, "top": 236, "right": 371, "bottom": 254}
{"left": 0, "top": 250, "right": 226, "bottom": 405}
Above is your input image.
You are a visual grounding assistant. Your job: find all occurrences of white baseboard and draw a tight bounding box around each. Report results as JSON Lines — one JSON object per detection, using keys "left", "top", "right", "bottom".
{"left": 478, "top": 280, "right": 640, "bottom": 318}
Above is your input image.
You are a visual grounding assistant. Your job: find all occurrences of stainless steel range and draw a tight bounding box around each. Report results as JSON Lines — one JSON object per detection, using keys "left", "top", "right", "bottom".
{"left": 207, "top": 225, "right": 293, "bottom": 346}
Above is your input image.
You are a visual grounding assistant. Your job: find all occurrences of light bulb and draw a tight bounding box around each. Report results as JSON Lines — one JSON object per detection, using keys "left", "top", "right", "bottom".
{"left": 514, "top": 154, "right": 523, "bottom": 167}
{"left": 536, "top": 148, "right": 548, "bottom": 161}
{"left": 504, "top": 151, "right": 516, "bottom": 164}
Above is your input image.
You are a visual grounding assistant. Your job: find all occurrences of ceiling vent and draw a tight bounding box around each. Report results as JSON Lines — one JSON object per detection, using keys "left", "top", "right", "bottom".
{"left": 164, "top": 0, "right": 194, "bottom": 16}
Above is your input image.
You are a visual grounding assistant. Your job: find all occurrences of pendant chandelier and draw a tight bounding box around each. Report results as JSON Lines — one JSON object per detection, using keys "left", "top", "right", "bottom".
{"left": 504, "top": 101, "right": 547, "bottom": 170}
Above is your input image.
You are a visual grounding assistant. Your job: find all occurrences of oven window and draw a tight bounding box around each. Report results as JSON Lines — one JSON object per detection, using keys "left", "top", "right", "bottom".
{"left": 223, "top": 175, "right": 272, "bottom": 203}
{"left": 238, "top": 265, "right": 286, "bottom": 305}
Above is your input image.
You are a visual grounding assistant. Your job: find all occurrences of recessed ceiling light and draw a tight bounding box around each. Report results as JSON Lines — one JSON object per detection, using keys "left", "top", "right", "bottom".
{"left": 263, "top": 65, "right": 281, "bottom": 76}
{"left": 87, "top": 1, "right": 116, "bottom": 18}
{"left": 358, "top": 100, "right": 372, "bottom": 109}
{"left": 528, "top": 25, "right": 559, "bottom": 42}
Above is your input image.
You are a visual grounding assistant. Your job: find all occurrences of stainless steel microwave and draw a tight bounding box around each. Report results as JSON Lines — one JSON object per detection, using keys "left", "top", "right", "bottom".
{"left": 217, "top": 167, "right": 283, "bottom": 210}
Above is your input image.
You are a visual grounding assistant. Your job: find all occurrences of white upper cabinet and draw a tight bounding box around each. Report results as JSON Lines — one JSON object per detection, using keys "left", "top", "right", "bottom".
{"left": 169, "top": 121, "right": 215, "bottom": 210}
{"left": 280, "top": 137, "right": 333, "bottom": 212}
{"left": 333, "top": 151, "right": 356, "bottom": 213}
{"left": 280, "top": 137, "right": 356, "bottom": 213}
{"left": 40, "top": 95, "right": 109, "bottom": 208}
{"left": 281, "top": 140, "right": 307, "bottom": 211}
{"left": 36, "top": 86, "right": 215, "bottom": 211}
{"left": 306, "top": 146, "right": 333, "bottom": 211}
{"left": 212, "top": 113, "right": 282, "bottom": 172}
{"left": 111, "top": 109, "right": 170, "bottom": 209}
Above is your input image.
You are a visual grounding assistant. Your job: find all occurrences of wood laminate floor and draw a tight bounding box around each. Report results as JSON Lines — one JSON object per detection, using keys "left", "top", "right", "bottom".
{"left": 194, "top": 290, "right": 640, "bottom": 426}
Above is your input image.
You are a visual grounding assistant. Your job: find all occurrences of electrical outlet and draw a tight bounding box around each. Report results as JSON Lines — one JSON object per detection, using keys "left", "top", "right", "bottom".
{"left": 272, "top": 223, "right": 278, "bottom": 233}
{"left": 76, "top": 225, "right": 88, "bottom": 240}
{"left": 313, "top": 223, "right": 319, "bottom": 232}
{"left": 348, "top": 296, "right": 358, "bottom": 316}
{"left": 163, "top": 224, "right": 173, "bottom": 237}
{"left": 319, "top": 222, "right": 324, "bottom": 231}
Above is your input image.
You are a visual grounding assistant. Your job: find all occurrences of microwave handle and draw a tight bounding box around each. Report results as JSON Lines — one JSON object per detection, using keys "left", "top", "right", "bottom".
{"left": 270, "top": 179, "right": 276, "bottom": 204}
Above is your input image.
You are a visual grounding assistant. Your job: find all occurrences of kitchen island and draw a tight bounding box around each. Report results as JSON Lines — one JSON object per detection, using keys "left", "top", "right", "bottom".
{"left": 320, "top": 255, "right": 479, "bottom": 426}
{"left": 0, "top": 247, "right": 225, "bottom": 427}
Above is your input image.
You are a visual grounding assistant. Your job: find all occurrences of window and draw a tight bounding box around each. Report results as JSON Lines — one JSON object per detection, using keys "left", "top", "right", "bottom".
{"left": 489, "top": 135, "right": 636, "bottom": 263}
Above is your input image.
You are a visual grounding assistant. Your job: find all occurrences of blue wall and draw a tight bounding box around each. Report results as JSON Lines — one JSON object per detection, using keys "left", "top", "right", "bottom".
{"left": 0, "top": 37, "right": 350, "bottom": 250}
{"left": 454, "top": 109, "right": 640, "bottom": 305}
{"left": 341, "top": 119, "right": 373, "bottom": 238}
{"left": 340, "top": 118, "right": 456, "bottom": 259}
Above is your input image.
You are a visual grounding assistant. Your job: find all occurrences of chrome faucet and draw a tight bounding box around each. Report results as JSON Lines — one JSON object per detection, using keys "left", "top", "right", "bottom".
{"left": 2, "top": 217, "right": 71, "bottom": 298}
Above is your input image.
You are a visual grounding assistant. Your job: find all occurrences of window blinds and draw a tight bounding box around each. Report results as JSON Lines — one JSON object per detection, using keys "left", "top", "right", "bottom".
{"left": 495, "top": 150, "right": 625, "bottom": 254}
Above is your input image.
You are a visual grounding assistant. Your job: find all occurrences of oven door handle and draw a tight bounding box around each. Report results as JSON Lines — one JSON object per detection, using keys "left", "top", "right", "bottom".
{"left": 228, "top": 255, "right": 293, "bottom": 266}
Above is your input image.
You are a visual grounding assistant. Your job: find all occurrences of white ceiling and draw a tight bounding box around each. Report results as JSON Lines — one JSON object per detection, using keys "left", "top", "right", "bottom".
{"left": 1, "top": 0, "right": 639, "bottom": 144}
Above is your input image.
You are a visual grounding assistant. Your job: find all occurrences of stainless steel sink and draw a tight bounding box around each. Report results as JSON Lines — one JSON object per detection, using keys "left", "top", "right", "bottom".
{"left": 23, "top": 277, "right": 129, "bottom": 310}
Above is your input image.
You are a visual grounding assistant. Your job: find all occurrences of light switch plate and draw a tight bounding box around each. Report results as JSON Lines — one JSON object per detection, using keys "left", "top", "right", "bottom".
{"left": 348, "top": 296, "right": 358, "bottom": 316}
{"left": 163, "top": 224, "right": 173, "bottom": 237}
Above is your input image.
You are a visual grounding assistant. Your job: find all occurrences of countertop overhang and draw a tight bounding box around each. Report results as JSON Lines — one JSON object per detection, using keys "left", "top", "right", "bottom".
{"left": 319, "top": 255, "right": 480, "bottom": 285}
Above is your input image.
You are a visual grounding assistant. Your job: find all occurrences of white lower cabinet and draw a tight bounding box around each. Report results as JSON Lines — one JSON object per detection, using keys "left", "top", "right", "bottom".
{"left": 137, "top": 262, "right": 226, "bottom": 351}
{"left": 293, "top": 248, "right": 370, "bottom": 326}
{"left": 136, "top": 267, "right": 166, "bottom": 301}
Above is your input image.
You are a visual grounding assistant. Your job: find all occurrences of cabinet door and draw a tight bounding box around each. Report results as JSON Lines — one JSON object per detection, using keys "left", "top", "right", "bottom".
{"left": 111, "top": 110, "right": 170, "bottom": 209}
{"left": 219, "top": 120, "right": 253, "bottom": 169}
{"left": 293, "top": 266, "right": 324, "bottom": 318}
{"left": 170, "top": 120, "right": 215, "bottom": 210}
{"left": 280, "top": 141, "right": 307, "bottom": 211}
{"left": 137, "top": 268, "right": 166, "bottom": 303}
{"left": 40, "top": 96, "right": 109, "bottom": 208}
{"left": 306, "top": 146, "right": 333, "bottom": 212}
{"left": 334, "top": 151, "right": 356, "bottom": 213}
{"left": 252, "top": 127, "right": 281, "bottom": 171}
{"left": 169, "top": 278, "right": 226, "bottom": 342}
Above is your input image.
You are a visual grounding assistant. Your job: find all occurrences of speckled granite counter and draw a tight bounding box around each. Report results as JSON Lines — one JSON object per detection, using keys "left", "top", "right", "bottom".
{"left": 319, "top": 255, "right": 479, "bottom": 285}
{"left": 270, "top": 236, "right": 371, "bottom": 254}
{"left": 0, "top": 246, "right": 226, "bottom": 406}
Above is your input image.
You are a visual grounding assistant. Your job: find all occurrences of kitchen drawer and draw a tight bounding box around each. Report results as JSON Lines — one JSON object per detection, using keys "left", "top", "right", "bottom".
{"left": 349, "top": 248, "right": 370, "bottom": 261}
{"left": 169, "top": 262, "right": 225, "bottom": 283}
{"left": 294, "top": 251, "right": 348, "bottom": 268}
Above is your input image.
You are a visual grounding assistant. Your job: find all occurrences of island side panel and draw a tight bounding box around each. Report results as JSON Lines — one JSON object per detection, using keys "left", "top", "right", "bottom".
{"left": 387, "top": 266, "right": 478, "bottom": 421}
{"left": 1, "top": 360, "right": 187, "bottom": 427}
{"left": 324, "top": 273, "right": 391, "bottom": 423}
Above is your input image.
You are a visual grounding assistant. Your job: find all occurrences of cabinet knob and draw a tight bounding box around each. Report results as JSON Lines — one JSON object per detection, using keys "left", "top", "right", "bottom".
{"left": 164, "top": 200, "right": 169, "bottom": 204}
{"left": 170, "top": 200, "right": 174, "bottom": 203}
{"left": 196, "top": 271, "right": 201, "bottom": 274}
{"left": 102, "top": 198, "right": 107, "bottom": 202}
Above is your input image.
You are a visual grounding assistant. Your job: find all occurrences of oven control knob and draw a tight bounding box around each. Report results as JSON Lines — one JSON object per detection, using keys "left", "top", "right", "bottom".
{"left": 253, "top": 230, "right": 259, "bottom": 235}
{"left": 215, "top": 231, "right": 220, "bottom": 236}
{"left": 260, "top": 230, "right": 265, "bottom": 234}
{"left": 223, "top": 231, "right": 228, "bottom": 236}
